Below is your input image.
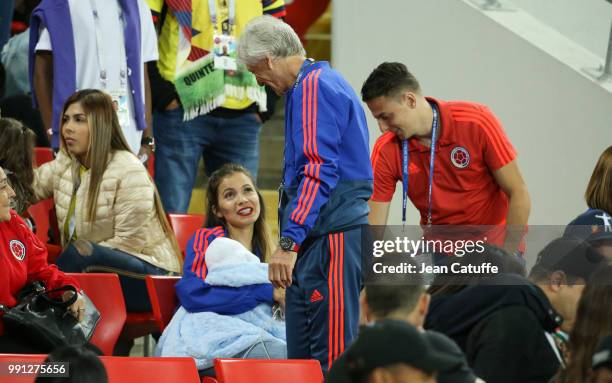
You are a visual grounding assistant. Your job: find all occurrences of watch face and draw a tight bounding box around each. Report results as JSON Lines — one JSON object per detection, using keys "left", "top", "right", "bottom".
{"left": 280, "top": 237, "right": 293, "bottom": 251}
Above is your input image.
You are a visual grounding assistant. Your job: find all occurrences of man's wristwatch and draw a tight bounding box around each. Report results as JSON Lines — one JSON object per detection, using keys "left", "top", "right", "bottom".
{"left": 279, "top": 236, "right": 299, "bottom": 253}
{"left": 141, "top": 136, "right": 155, "bottom": 151}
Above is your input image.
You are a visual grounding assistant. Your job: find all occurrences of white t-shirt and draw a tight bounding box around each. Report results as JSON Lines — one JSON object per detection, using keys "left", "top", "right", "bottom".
{"left": 35, "top": 0, "right": 158, "bottom": 154}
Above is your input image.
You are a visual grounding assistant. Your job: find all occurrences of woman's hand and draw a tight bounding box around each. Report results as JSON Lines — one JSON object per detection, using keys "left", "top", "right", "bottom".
{"left": 63, "top": 291, "right": 86, "bottom": 322}
{"left": 273, "top": 287, "right": 286, "bottom": 311}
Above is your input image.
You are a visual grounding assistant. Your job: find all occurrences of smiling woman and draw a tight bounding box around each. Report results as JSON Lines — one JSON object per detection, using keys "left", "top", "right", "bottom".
{"left": 31, "top": 89, "right": 182, "bottom": 320}
{"left": 205, "top": 163, "right": 269, "bottom": 255}
{"left": 0, "top": 167, "right": 16, "bottom": 222}
{"left": 158, "top": 163, "right": 287, "bottom": 377}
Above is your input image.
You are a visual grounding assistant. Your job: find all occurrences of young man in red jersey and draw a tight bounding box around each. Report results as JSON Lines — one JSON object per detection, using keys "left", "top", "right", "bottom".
{"left": 362, "top": 62, "right": 531, "bottom": 253}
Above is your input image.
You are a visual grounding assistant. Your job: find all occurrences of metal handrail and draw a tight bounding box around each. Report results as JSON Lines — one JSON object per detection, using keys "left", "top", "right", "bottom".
{"left": 604, "top": 21, "right": 612, "bottom": 78}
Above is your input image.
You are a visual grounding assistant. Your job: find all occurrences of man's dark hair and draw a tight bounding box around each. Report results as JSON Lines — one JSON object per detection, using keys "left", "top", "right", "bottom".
{"left": 365, "top": 259, "right": 425, "bottom": 318}
{"left": 427, "top": 244, "right": 526, "bottom": 297}
{"left": 361, "top": 62, "right": 421, "bottom": 102}
{"left": 529, "top": 237, "right": 603, "bottom": 284}
{"left": 35, "top": 344, "right": 107, "bottom": 383}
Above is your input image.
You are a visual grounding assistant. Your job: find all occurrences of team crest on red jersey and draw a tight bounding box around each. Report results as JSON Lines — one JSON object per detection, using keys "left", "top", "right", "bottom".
{"left": 450, "top": 146, "right": 470, "bottom": 169}
{"left": 9, "top": 240, "right": 26, "bottom": 261}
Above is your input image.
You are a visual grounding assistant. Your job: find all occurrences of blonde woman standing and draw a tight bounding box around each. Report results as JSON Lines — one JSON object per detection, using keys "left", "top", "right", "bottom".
{"left": 33, "top": 89, "right": 181, "bottom": 313}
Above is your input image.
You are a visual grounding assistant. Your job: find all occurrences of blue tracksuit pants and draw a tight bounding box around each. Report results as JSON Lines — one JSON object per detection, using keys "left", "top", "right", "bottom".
{"left": 285, "top": 225, "right": 364, "bottom": 373}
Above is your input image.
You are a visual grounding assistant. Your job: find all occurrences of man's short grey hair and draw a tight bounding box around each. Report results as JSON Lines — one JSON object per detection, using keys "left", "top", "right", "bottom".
{"left": 237, "top": 15, "right": 305, "bottom": 66}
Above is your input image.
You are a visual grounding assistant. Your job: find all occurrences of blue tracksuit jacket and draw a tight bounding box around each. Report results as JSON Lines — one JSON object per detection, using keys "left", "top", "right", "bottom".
{"left": 279, "top": 61, "right": 373, "bottom": 245}
{"left": 281, "top": 60, "right": 373, "bottom": 372}
{"left": 176, "top": 227, "right": 273, "bottom": 314}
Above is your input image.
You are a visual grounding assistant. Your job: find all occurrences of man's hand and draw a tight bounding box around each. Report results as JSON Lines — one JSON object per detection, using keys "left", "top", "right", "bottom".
{"left": 492, "top": 160, "right": 531, "bottom": 253}
{"left": 33, "top": 51, "right": 54, "bottom": 143}
{"left": 273, "top": 287, "right": 286, "bottom": 311}
{"left": 268, "top": 248, "right": 297, "bottom": 289}
{"left": 165, "top": 98, "right": 180, "bottom": 111}
{"left": 138, "top": 143, "right": 154, "bottom": 164}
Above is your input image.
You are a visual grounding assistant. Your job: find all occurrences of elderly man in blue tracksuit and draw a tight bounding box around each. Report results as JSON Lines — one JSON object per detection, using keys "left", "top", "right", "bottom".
{"left": 238, "top": 16, "right": 373, "bottom": 372}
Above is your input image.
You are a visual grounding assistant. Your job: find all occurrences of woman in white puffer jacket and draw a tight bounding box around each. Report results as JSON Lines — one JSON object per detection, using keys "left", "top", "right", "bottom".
{"left": 33, "top": 89, "right": 182, "bottom": 313}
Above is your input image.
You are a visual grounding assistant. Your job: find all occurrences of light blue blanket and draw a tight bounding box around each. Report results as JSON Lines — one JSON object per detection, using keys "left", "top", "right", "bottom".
{"left": 155, "top": 262, "right": 286, "bottom": 370}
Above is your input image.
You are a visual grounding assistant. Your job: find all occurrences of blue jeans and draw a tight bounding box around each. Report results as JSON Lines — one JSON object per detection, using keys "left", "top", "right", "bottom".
{"left": 56, "top": 243, "right": 174, "bottom": 312}
{"left": 153, "top": 107, "right": 262, "bottom": 213}
{"left": 0, "top": 0, "right": 13, "bottom": 49}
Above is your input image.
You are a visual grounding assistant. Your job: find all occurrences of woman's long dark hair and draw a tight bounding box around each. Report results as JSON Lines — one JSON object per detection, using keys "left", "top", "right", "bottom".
{"left": 205, "top": 163, "right": 271, "bottom": 261}
{"left": 0, "top": 117, "right": 37, "bottom": 214}
{"left": 554, "top": 264, "right": 612, "bottom": 383}
{"left": 585, "top": 145, "right": 612, "bottom": 214}
{"left": 61, "top": 89, "right": 182, "bottom": 267}
{"left": 60, "top": 90, "right": 132, "bottom": 223}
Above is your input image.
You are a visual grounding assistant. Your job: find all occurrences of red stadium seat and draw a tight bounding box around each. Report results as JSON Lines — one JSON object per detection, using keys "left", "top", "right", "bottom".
{"left": 214, "top": 358, "right": 323, "bottom": 383}
{"left": 0, "top": 354, "right": 45, "bottom": 383}
{"left": 120, "top": 278, "right": 179, "bottom": 355}
{"left": 167, "top": 213, "right": 206, "bottom": 257}
{"left": 103, "top": 356, "right": 200, "bottom": 382}
{"left": 27, "top": 199, "right": 52, "bottom": 245}
{"left": 67, "top": 273, "right": 127, "bottom": 356}
{"left": 145, "top": 275, "right": 180, "bottom": 332}
{"left": 202, "top": 377, "right": 219, "bottom": 383}
{"left": 44, "top": 244, "right": 62, "bottom": 264}
{"left": 33, "top": 147, "right": 54, "bottom": 167}
{"left": 121, "top": 214, "right": 205, "bottom": 353}
{"left": 146, "top": 152, "right": 155, "bottom": 178}
{"left": 27, "top": 198, "right": 62, "bottom": 263}
{"left": 0, "top": 354, "right": 200, "bottom": 383}
{"left": 119, "top": 313, "right": 159, "bottom": 356}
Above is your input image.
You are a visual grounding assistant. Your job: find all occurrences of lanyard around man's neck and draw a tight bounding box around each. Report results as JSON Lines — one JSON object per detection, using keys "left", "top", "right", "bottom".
{"left": 88, "top": 0, "right": 128, "bottom": 90}
{"left": 401, "top": 101, "right": 440, "bottom": 227}
{"left": 293, "top": 58, "right": 315, "bottom": 90}
{"left": 208, "top": 0, "right": 236, "bottom": 35}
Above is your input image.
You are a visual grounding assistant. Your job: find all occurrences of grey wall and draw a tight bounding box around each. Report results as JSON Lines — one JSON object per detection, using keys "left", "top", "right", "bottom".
{"left": 511, "top": 0, "right": 612, "bottom": 60}
{"left": 332, "top": 0, "right": 612, "bottom": 226}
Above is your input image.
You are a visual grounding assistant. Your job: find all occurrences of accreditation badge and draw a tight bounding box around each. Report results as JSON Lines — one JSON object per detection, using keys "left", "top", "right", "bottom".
{"left": 109, "top": 89, "right": 131, "bottom": 129}
{"left": 212, "top": 34, "right": 237, "bottom": 71}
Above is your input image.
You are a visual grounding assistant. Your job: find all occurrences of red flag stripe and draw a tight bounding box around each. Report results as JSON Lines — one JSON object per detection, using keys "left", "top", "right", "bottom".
{"left": 195, "top": 234, "right": 208, "bottom": 279}
{"left": 198, "top": 227, "right": 225, "bottom": 279}
{"left": 333, "top": 233, "right": 340, "bottom": 361}
{"left": 294, "top": 70, "right": 323, "bottom": 224}
{"left": 192, "top": 227, "right": 224, "bottom": 279}
{"left": 190, "top": 229, "right": 204, "bottom": 273}
{"left": 291, "top": 71, "right": 317, "bottom": 221}
{"left": 338, "top": 233, "right": 345, "bottom": 354}
{"left": 327, "top": 233, "right": 335, "bottom": 368}
{"left": 291, "top": 176, "right": 314, "bottom": 222}
{"left": 311, "top": 70, "right": 323, "bottom": 164}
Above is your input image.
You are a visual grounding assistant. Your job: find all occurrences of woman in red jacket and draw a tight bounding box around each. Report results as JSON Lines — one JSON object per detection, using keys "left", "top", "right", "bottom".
{"left": 0, "top": 165, "right": 84, "bottom": 353}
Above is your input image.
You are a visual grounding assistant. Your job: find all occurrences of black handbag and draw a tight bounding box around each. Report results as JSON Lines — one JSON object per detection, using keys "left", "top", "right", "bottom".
{"left": 1, "top": 281, "right": 101, "bottom": 352}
